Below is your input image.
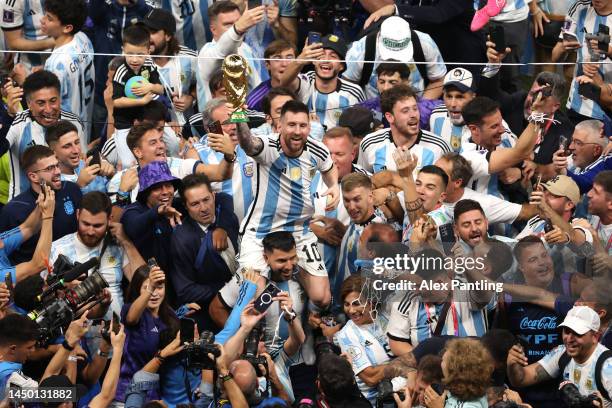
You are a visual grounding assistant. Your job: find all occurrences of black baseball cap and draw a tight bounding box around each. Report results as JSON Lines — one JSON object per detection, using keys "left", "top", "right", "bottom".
{"left": 338, "top": 106, "right": 381, "bottom": 138}
{"left": 144, "top": 9, "right": 176, "bottom": 35}
{"left": 321, "top": 34, "right": 348, "bottom": 61}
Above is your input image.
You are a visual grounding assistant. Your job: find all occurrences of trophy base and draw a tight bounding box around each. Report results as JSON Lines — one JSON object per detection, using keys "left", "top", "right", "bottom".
{"left": 229, "top": 109, "right": 249, "bottom": 123}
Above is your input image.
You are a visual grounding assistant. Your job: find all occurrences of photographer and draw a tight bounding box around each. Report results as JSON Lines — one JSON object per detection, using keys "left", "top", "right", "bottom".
{"left": 316, "top": 353, "right": 371, "bottom": 408}
{"left": 49, "top": 191, "right": 145, "bottom": 318}
{"left": 507, "top": 305, "right": 612, "bottom": 408}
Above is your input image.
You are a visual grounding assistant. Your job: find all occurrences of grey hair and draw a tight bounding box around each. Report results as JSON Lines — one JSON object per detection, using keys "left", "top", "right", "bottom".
{"left": 202, "top": 97, "right": 228, "bottom": 125}
{"left": 576, "top": 120, "right": 606, "bottom": 148}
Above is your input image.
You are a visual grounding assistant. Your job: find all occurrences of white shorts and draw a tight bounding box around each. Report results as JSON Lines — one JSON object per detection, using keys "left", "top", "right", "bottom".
{"left": 102, "top": 128, "right": 137, "bottom": 170}
{"left": 238, "top": 232, "right": 328, "bottom": 278}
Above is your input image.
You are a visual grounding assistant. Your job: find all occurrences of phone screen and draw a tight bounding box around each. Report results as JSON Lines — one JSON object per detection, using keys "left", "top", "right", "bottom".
{"left": 208, "top": 120, "right": 223, "bottom": 135}
{"left": 180, "top": 318, "right": 195, "bottom": 344}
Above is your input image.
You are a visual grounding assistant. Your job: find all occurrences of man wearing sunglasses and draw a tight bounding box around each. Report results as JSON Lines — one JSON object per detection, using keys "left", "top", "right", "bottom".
{"left": 0, "top": 145, "right": 82, "bottom": 264}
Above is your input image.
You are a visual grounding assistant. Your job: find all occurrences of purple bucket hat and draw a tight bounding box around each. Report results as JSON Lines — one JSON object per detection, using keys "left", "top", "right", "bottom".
{"left": 137, "top": 161, "right": 182, "bottom": 200}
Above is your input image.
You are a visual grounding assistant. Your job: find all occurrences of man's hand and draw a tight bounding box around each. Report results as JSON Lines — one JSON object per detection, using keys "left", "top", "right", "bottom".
{"left": 322, "top": 183, "right": 340, "bottom": 211}
{"left": 172, "top": 93, "right": 193, "bottom": 112}
{"left": 363, "top": 4, "right": 395, "bottom": 29}
{"left": 4, "top": 81, "right": 23, "bottom": 117}
{"left": 234, "top": 5, "right": 266, "bottom": 34}
{"left": 37, "top": 185, "right": 55, "bottom": 219}
{"left": 410, "top": 216, "right": 436, "bottom": 244}
{"left": 310, "top": 215, "right": 346, "bottom": 246}
{"left": 499, "top": 167, "right": 522, "bottom": 185}
{"left": 544, "top": 225, "right": 569, "bottom": 245}
{"left": 265, "top": 0, "right": 279, "bottom": 28}
{"left": 529, "top": 187, "right": 550, "bottom": 214}
{"left": 393, "top": 386, "right": 413, "bottom": 408}
{"left": 208, "top": 132, "right": 235, "bottom": 156}
{"left": 158, "top": 203, "right": 182, "bottom": 227}
{"left": 212, "top": 228, "right": 229, "bottom": 252}
{"left": 507, "top": 344, "right": 529, "bottom": 367}
{"left": 119, "top": 168, "right": 139, "bottom": 192}
{"left": 531, "top": 5, "right": 550, "bottom": 38}
{"left": 393, "top": 147, "right": 418, "bottom": 178}
{"left": 110, "top": 321, "right": 126, "bottom": 352}
{"left": 99, "top": 160, "right": 116, "bottom": 178}
{"left": 214, "top": 343, "right": 229, "bottom": 372}
{"left": 0, "top": 283, "right": 10, "bottom": 316}
{"left": 552, "top": 147, "right": 568, "bottom": 175}
{"left": 308, "top": 311, "right": 322, "bottom": 329}
{"left": 240, "top": 302, "right": 267, "bottom": 330}
{"left": 423, "top": 387, "right": 446, "bottom": 408}
{"left": 77, "top": 156, "right": 101, "bottom": 188}
{"left": 65, "top": 311, "right": 90, "bottom": 348}
{"left": 297, "top": 41, "right": 325, "bottom": 66}
{"left": 486, "top": 40, "right": 512, "bottom": 64}
{"left": 562, "top": 38, "right": 581, "bottom": 51}
{"left": 109, "top": 221, "right": 130, "bottom": 246}
{"left": 274, "top": 291, "right": 293, "bottom": 315}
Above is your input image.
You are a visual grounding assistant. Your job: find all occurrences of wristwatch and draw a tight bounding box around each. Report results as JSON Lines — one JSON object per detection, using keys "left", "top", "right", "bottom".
{"left": 220, "top": 372, "right": 233, "bottom": 382}
{"left": 62, "top": 340, "right": 75, "bottom": 351}
{"left": 224, "top": 152, "right": 237, "bottom": 163}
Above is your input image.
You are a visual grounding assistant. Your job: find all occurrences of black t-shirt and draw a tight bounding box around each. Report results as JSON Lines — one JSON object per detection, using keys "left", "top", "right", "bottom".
{"left": 112, "top": 60, "right": 162, "bottom": 129}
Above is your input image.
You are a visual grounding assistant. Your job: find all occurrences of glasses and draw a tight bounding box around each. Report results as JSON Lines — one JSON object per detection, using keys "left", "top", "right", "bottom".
{"left": 571, "top": 139, "right": 600, "bottom": 148}
{"left": 33, "top": 163, "right": 60, "bottom": 173}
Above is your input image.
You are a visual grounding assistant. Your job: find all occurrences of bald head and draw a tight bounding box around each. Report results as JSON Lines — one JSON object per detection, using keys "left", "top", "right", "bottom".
{"left": 230, "top": 360, "right": 257, "bottom": 395}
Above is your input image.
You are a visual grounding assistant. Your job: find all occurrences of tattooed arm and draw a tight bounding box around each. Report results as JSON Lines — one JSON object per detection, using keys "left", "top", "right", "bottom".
{"left": 236, "top": 122, "right": 264, "bottom": 156}
{"left": 506, "top": 345, "right": 552, "bottom": 387}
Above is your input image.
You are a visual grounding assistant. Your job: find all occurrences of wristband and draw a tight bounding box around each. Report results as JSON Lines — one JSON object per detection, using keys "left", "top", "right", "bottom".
{"left": 224, "top": 152, "right": 237, "bottom": 163}
{"left": 67, "top": 355, "right": 78, "bottom": 362}
{"left": 62, "top": 340, "right": 75, "bottom": 351}
{"left": 221, "top": 373, "right": 233, "bottom": 382}
{"left": 117, "top": 190, "right": 130, "bottom": 198}
{"left": 155, "top": 351, "right": 166, "bottom": 363}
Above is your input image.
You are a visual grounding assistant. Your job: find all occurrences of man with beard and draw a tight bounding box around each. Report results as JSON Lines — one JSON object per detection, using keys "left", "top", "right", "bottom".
{"left": 358, "top": 84, "right": 451, "bottom": 175}
{"left": 1, "top": 70, "right": 84, "bottom": 200}
{"left": 452, "top": 199, "right": 517, "bottom": 250}
{"left": 279, "top": 34, "right": 365, "bottom": 129}
{"left": 335, "top": 173, "right": 388, "bottom": 299}
{"left": 236, "top": 100, "right": 340, "bottom": 310}
{"left": 49, "top": 191, "right": 145, "bottom": 317}
{"left": 46, "top": 120, "right": 115, "bottom": 194}
{"left": 170, "top": 174, "right": 238, "bottom": 329}
{"left": 506, "top": 305, "right": 612, "bottom": 407}
{"left": 144, "top": 9, "right": 197, "bottom": 126}
{"left": 189, "top": 98, "right": 257, "bottom": 223}
{"left": 0, "top": 146, "right": 82, "bottom": 263}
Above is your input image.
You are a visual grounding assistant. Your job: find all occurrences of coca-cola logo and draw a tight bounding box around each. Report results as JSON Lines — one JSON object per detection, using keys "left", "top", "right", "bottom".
{"left": 520, "top": 316, "right": 558, "bottom": 330}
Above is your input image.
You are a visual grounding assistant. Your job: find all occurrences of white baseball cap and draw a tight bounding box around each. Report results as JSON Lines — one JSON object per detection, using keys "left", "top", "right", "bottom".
{"left": 378, "top": 16, "right": 413, "bottom": 62}
{"left": 443, "top": 68, "right": 475, "bottom": 93}
{"left": 558, "top": 306, "right": 600, "bottom": 335}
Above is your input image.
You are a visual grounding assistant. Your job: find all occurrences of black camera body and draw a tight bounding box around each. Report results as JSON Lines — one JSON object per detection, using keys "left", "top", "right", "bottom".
{"left": 242, "top": 324, "right": 268, "bottom": 377}
{"left": 559, "top": 381, "right": 602, "bottom": 408}
{"left": 29, "top": 268, "right": 108, "bottom": 347}
{"left": 297, "top": 0, "right": 353, "bottom": 36}
{"left": 185, "top": 331, "right": 220, "bottom": 370}
{"left": 376, "top": 379, "right": 405, "bottom": 408}
{"left": 585, "top": 24, "right": 611, "bottom": 60}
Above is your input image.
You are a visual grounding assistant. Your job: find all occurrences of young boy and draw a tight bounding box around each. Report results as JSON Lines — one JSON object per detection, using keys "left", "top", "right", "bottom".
{"left": 42, "top": 0, "right": 94, "bottom": 141}
{"left": 110, "top": 24, "right": 165, "bottom": 169}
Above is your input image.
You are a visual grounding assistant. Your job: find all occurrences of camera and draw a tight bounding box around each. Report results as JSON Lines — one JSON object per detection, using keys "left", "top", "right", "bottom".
{"left": 376, "top": 379, "right": 405, "bottom": 408}
{"left": 242, "top": 323, "right": 268, "bottom": 377}
{"left": 559, "top": 381, "right": 602, "bottom": 408}
{"left": 185, "top": 330, "right": 221, "bottom": 370}
{"left": 29, "top": 262, "right": 108, "bottom": 347}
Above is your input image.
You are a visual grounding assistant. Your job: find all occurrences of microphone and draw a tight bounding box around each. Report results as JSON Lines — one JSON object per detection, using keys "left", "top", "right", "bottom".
{"left": 62, "top": 257, "right": 99, "bottom": 282}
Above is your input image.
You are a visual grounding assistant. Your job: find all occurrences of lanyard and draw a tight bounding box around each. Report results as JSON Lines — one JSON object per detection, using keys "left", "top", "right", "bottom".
{"left": 425, "top": 302, "right": 459, "bottom": 336}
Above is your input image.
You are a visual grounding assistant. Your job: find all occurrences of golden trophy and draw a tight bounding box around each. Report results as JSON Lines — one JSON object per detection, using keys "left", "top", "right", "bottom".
{"left": 222, "top": 54, "right": 250, "bottom": 123}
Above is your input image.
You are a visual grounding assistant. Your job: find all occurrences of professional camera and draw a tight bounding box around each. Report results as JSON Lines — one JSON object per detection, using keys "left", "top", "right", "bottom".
{"left": 376, "top": 379, "right": 406, "bottom": 408}
{"left": 185, "top": 330, "right": 221, "bottom": 370}
{"left": 585, "top": 24, "right": 610, "bottom": 60}
{"left": 28, "top": 258, "right": 107, "bottom": 347}
{"left": 242, "top": 323, "right": 268, "bottom": 377}
{"left": 559, "top": 381, "right": 602, "bottom": 408}
{"left": 314, "top": 311, "right": 343, "bottom": 361}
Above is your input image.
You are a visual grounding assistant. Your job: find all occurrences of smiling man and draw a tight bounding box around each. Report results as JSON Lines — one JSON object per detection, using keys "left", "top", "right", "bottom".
{"left": 170, "top": 173, "right": 238, "bottom": 329}
{"left": 279, "top": 34, "right": 366, "bottom": 129}
{"left": 1, "top": 70, "right": 84, "bottom": 200}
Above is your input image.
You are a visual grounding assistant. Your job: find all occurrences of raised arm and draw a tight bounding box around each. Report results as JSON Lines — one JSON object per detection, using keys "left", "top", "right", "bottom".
{"left": 109, "top": 222, "right": 145, "bottom": 282}
{"left": 88, "top": 323, "right": 126, "bottom": 408}
{"left": 236, "top": 122, "right": 264, "bottom": 156}
{"left": 393, "top": 147, "right": 424, "bottom": 224}
{"left": 278, "top": 41, "right": 324, "bottom": 88}
{"left": 125, "top": 267, "right": 165, "bottom": 325}
{"left": 506, "top": 345, "right": 551, "bottom": 388}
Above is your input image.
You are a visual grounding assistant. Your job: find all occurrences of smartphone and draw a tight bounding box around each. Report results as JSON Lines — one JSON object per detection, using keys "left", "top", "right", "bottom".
{"left": 111, "top": 312, "right": 120, "bottom": 334}
{"left": 207, "top": 120, "right": 223, "bottom": 135}
{"left": 307, "top": 31, "right": 322, "bottom": 45}
{"left": 4, "top": 273, "right": 13, "bottom": 303}
{"left": 147, "top": 257, "right": 158, "bottom": 269}
{"left": 562, "top": 30, "right": 579, "bottom": 42}
{"left": 39, "top": 179, "right": 47, "bottom": 198}
{"left": 489, "top": 26, "right": 506, "bottom": 53}
{"left": 559, "top": 135, "right": 570, "bottom": 156}
{"left": 535, "top": 174, "right": 542, "bottom": 190}
{"left": 544, "top": 219, "right": 554, "bottom": 233}
{"left": 431, "top": 383, "right": 445, "bottom": 395}
{"left": 578, "top": 82, "right": 602, "bottom": 101}
{"left": 180, "top": 318, "right": 195, "bottom": 344}
{"left": 254, "top": 282, "right": 281, "bottom": 313}
{"left": 438, "top": 223, "right": 456, "bottom": 255}
{"left": 87, "top": 150, "right": 101, "bottom": 166}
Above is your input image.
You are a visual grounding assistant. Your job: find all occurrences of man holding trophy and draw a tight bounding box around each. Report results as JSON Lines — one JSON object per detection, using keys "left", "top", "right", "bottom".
{"left": 222, "top": 54, "right": 340, "bottom": 311}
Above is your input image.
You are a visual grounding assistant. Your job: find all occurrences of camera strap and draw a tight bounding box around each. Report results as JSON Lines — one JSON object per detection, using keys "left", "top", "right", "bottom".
{"left": 558, "top": 349, "right": 612, "bottom": 401}
{"left": 432, "top": 302, "right": 451, "bottom": 337}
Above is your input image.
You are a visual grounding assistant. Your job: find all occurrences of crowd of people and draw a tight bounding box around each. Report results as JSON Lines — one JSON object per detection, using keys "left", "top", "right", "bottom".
{"left": 0, "top": 0, "right": 610, "bottom": 407}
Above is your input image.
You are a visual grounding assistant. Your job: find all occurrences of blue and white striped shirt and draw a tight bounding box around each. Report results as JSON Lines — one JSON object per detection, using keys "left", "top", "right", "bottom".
{"left": 60, "top": 160, "right": 109, "bottom": 194}
{"left": 158, "top": 0, "right": 214, "bottom": 52}
{"left": 0, "top": 0, "right": 49, "bottom": 69}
